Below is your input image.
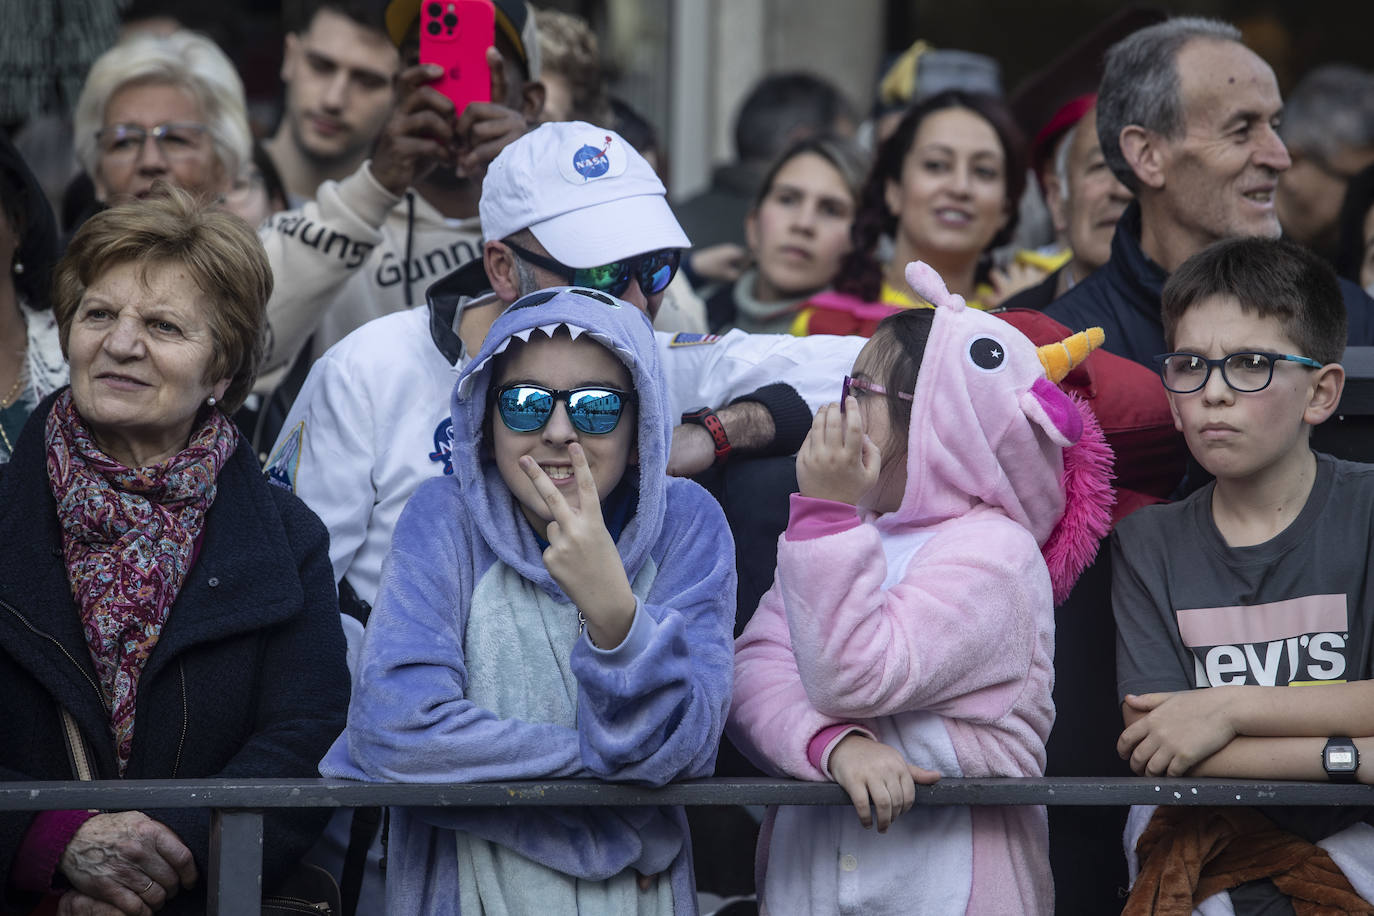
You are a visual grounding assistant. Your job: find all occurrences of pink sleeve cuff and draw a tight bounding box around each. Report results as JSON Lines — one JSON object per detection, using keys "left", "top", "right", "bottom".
{"left": 9, "top": 810, "right": 96, "bottom": 894}
{"left": 786, "top": 494, "right": 863, "bottom": 542}
{"left": 807, "top": 724, "right": 877, "bottom": 778}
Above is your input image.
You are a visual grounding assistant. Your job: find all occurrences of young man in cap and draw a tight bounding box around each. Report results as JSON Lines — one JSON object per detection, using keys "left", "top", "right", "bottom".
{"left": 264, "top": 0, "right": 401, "bottom": 205}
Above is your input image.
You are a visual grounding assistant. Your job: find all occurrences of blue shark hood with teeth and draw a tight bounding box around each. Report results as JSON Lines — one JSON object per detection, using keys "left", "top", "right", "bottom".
{"left": 450, "top": 286, "right": 670, "bottom": 591}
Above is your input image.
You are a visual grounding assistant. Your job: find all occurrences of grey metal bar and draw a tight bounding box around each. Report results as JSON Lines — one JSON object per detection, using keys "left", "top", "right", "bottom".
{"left": 0, "top": 776, "right": 1369, "bottom": 810}
{"left": 208, "top": 810, "right": 263, "bottom": 916}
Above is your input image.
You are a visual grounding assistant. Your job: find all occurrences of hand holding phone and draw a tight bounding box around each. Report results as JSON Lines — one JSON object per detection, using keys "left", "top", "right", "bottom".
{"left": 419, "top": 0, "right": 495, "bottom": 112}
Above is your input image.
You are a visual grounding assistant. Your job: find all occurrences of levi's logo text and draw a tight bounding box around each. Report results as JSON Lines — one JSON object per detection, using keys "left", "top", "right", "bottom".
{"left": 429, "top": 418, "right": 455, "bottom": 475}
{"left": 1176, "top": 595, "right": 1349, "bottom": 687}
{"left": 558, "top": 135, "right": 627, "bottom": 185}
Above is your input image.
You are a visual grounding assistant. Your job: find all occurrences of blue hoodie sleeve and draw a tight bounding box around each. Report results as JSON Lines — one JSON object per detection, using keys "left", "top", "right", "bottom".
{"left": 570, "top": 478, "right": 736, "bottom": 785}
{"left": 321, "top": 479, "right": 592, "bottom": 783}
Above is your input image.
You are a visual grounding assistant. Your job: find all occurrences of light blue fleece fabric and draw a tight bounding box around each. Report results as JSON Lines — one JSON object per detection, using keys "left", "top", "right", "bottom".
{"left": 320, "top": 288, "right": 737, "bottom": 915}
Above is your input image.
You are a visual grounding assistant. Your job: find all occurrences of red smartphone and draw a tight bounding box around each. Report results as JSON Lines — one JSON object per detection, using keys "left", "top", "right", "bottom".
{"left": 419, "top": 0, "right": 494, "bottom": 111}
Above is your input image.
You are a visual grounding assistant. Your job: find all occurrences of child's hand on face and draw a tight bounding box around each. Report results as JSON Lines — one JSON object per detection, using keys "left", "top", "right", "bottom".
{"left": 519, "top": 444, "right": 637, "bottom": 649}
{"left": 796, "top": 398, "right": 882, "bottom": 506}
{"left": 828, "top": 733, "right": 940, "bottom": 832}
{"left": 1117, "top": 690, "right": 1241, "bottom": 777}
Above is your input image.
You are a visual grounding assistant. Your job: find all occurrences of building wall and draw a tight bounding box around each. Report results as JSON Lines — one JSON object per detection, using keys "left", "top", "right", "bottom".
{"left": 673, "top": 0, "right": 883, "bottom": 198}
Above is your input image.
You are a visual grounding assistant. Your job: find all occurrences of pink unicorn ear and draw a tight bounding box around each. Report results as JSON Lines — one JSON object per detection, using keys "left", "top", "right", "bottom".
{"left": 904, "top": 261, "right": 967, "bottom": 312}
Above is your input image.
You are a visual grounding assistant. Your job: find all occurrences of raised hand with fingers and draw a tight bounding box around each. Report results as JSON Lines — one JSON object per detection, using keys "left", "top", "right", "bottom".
{"left": 520, "top": 443, "right": 637, "bottom": 649}
{"left": 369, "top": 63, "right": 458, "bottom": 196}
{"left": 58, "top": 811, "right": 197, "bottom": 916}
{"left": 827, "top": 733, "right": 940, "bottom": 832}
{"left": 796, "top": 398, "right": 881, "bottom": 506}
{"left": 453, "top": 47, "right": 534, "bottom": 179}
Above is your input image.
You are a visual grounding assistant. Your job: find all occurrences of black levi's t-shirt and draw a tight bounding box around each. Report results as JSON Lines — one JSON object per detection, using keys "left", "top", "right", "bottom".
{"left": 1112, "top": 451, "right": 1374, "bottom": 845}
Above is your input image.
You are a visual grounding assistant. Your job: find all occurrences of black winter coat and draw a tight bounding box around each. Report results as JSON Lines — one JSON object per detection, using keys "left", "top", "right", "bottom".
{"left": 0, "top": 392, "right": 349, "bottom": 914}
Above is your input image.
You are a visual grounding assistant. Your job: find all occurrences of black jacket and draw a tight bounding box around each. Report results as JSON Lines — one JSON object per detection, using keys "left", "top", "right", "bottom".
{"left": 0, "top": 393, "right": 349, "bottom": 914}
{"left": 1041, "top": 202, "right": 1374, "bottom": 366}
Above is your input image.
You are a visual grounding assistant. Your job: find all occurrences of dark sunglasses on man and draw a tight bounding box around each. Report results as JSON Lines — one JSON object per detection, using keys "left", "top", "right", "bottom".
{"left": 502, "top": 240, "right": 682, "bottom": 299}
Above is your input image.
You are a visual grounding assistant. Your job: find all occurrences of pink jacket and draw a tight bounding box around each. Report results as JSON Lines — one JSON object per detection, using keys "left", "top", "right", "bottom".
{"left": 728, "top": 262, "right": 1113, "bottom": 916}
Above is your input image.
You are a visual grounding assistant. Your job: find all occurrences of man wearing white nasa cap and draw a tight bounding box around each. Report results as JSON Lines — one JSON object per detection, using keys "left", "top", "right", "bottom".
{"left": 268, "top": 120, "right": 861, "bottom": 618}
{"left": 478, "top": 124, "right": 691, "bottom": 298}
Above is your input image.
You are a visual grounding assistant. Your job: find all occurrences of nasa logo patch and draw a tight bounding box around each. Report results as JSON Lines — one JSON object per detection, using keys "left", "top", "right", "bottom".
{"left": 558, "top": 134, "right": 627, "bottom": 185}
{"left": 429, "top": 418, "right": 455, "bottom": 475}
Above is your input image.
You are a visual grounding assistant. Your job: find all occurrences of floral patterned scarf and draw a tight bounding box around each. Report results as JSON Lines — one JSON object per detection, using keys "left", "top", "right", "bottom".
{"left": 45, "top": 389, "right": 238, "bottom": 774}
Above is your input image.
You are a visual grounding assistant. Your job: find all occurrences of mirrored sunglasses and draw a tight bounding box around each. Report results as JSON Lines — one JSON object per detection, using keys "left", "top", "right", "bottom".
{"left": 495, "top": 384, "right": 636, "bottom": 435}
{"left": 503, "top": 240, "right": 682, "bottom": 298}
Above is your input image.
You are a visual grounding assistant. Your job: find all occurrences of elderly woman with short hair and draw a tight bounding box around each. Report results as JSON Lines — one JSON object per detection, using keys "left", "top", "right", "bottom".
{"left": 0, "top": 189, "right": 348, "bottom": 915}
{"left": 73, "top": 30, "right": 252, "bottom": 206}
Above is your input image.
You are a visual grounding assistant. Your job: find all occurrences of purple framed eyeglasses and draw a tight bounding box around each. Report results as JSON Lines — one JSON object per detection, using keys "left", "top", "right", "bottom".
{"left": 841, "top": 375, "right": 914, "bottom": 412}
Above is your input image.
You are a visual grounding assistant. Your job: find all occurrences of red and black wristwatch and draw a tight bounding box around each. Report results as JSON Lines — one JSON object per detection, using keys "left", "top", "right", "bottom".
{"left": 681, "top": 406, "right": 732, "bottom": 467}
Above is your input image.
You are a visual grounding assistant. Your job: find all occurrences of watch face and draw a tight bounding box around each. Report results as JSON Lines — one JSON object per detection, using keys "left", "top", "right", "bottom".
{"left": 1328, "top": 748, "right": 1358, "bottom": 771}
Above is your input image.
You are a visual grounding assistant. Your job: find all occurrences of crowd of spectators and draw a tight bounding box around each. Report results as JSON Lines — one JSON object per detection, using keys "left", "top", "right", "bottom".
{"left": 4, "top": 2, "right": 1374, "bottom": 914}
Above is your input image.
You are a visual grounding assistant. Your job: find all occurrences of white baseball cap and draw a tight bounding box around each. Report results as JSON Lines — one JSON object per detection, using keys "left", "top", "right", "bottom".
{"left": 480, "top": 121, "right": 690, "bottom": 268}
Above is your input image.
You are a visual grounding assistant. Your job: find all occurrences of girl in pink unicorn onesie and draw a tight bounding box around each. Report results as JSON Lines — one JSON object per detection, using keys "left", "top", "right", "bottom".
{"left": 728, "top": 261, "right": 1115, "bottom": 915}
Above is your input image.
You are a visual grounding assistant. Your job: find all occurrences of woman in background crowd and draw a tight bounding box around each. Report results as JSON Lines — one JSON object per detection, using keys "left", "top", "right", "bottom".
{"left": 809, "top": 90, "right": 1027, "bottom": 335}
{"left": 706, "top": 135, "right": 868, "bottom": 334}
{"left": 72, "top": 29, "right": 251, "bottom": 210}
{"left": 0, "top": 134, "right": 65, "bottom": 464}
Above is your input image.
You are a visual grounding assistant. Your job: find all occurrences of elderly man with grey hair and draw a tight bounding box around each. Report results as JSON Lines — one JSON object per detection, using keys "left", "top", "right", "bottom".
{"left": 1276, "top": 64, "right": 1374, "bottom": 261}
{"left": 1045, "top": 16, "right": 1374, "bottom": 366}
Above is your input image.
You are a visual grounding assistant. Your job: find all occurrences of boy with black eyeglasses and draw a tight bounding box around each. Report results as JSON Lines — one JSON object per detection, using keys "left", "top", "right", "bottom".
{"left": 1112, "top": 236, "right": 1374, "bottom": 912}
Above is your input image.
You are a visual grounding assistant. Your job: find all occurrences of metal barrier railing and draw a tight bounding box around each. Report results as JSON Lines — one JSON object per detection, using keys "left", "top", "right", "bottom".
{"left": 4, "top": 776, "right": 1369, "bottom": 915}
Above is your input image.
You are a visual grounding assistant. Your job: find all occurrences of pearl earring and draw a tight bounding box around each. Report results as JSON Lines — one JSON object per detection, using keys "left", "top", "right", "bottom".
{"left": 11, "top": 260, "right": 22, "bottom": 275}
{"left": 207, "top": 396, "right": 217, "bottom": 407}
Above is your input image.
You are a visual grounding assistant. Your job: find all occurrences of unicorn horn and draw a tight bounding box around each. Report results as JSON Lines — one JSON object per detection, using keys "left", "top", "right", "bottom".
{"left": 1037, "top": 327, "right": 1105, "bottom": 383}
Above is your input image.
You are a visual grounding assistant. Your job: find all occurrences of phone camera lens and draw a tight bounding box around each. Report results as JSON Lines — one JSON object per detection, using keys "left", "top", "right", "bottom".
{"left": 426, "top": 2, "right": 441, "bottom": 15}
{"left": 425, "top": 20, "right": 441, "bottom": 35}
{"left": 443, "top": 12, "right": 458, "bottom": 26}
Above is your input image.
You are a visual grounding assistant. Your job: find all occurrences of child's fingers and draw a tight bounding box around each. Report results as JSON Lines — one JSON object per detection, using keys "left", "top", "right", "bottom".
{"left": 1129, "top": 733, "right": 1161, "bottom": 776}
{"left": 1123, "top": 692, "right": 1166, "bottom": 712}
{"left": 844, "top": 396, "right": 865, "bottom": 449}
{"left": 568, "top": 443, "right": 602, "bottom": 507}
{"left": 898, "top": 767, "right": 917, "bottom": 814}
{"left": 1146, "top": 746, "right": 1176, "bottom": 778}
{"left": 860, "top": 434, "right": 882, "bottom": 474}
{"left": 1117, "top": 720, "right": 1146, "bottom": 760}
{"left": 824, "top": 401, "right": 847, "bottom": 450}
{"left": 870, "top": 779, "right": 896, "bottom": 832}
{"left": 839, "top": 778, "right": 873, "bottom": 829}
{"left": 908, "top": 763, "right": 941, "bottom": 785}
{"left": 519, "top": 456, "right": 571, "bottom": 521}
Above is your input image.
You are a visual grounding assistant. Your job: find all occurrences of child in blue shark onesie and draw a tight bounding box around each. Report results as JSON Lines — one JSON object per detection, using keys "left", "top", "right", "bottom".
{"left": 320, "top": 286, "right": 737, "bottom": 915}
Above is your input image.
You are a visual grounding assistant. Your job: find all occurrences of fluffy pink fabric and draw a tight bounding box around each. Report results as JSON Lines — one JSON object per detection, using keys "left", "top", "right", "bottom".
{"left": 1042, "top": 395, "right": 1114, "bottom": 604}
